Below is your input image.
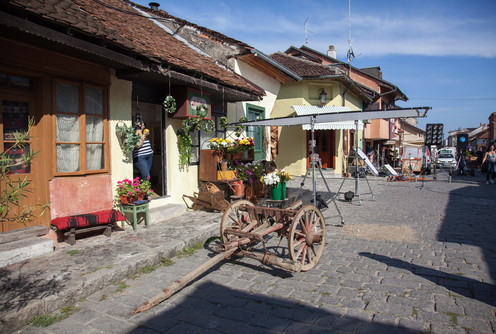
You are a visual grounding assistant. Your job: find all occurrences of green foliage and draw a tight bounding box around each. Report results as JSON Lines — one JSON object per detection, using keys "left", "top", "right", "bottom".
{"left": 30, "top": 313, "right": 68, "bottom": 327}
{"left": 177, "top": 104, "right": 210, "bottom": 170}
{"left": 30, "top": 305, "right": 80, "bottom": 327}
{"left": 235, "top": 116, "right": 248, "bottom": 137}
{"left": 177, "top": 131, "right": 193, "bottom": 171}
{"left": 113, "top": 281, "right": 129, "bottom": 293}
{"left": 177, "top": 241, "right": 204, "bottom": 258}
{"left": 233, "top": 161, "right": 264, "bottom": 183}
{"left": 219, "top": 116, "right": 228, "bottom": 130}
{"left": 115, "top": 123, "right": 141, "bottom": 155}
{"left": 0, "top": 118, "right": 49, "bottom": 225}
{"left": 163, "top": 95, "right": 177, "bottom": 113}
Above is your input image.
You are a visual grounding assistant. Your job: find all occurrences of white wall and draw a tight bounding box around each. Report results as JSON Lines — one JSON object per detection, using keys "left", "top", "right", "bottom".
{"left": 232, "top": 59, "right": 282, "bottom": 160}
{"left": 109, "top": 72, "right": 134, "bottom": 201}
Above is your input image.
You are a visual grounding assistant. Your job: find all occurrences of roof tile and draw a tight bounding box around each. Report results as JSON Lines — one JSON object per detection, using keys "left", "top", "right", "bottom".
{"left": 5, "top": 0, "right": 262, "bottom": 96}
{"left": 269, "top": 52, "right": 338, "bottom": 78}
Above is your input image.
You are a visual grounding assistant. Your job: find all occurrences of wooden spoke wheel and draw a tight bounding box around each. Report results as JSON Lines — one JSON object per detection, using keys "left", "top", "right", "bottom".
{"left": 288, "top": 205, "right": 326, "bottom": 271}
{"left": 220, "top": 200, "right": 254, "bottom": 243}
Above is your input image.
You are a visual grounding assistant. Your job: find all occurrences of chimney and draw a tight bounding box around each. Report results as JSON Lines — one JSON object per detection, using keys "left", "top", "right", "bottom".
{"left": 327, "top": 45, "right": 336, "bottom": 58}
{"left": 149, "top": 2, "right": 160, "bottom": 10}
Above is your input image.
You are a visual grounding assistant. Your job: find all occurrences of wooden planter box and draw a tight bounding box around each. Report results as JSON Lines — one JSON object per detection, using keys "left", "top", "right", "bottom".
{"left": 170, "top": 87, "right": 211, "bottom": 119}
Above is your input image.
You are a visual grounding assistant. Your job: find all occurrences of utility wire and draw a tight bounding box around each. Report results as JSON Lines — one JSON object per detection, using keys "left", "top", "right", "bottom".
{"left": 409, "top": 97, "right": 496, "bottom": 101}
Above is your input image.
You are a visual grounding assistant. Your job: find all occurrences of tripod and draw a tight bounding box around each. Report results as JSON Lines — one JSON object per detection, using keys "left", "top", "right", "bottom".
{"left": 336, "top": 150, "right": 375, "bottom": 205}
{"left": 431, "top": 147, "right": 452, "bottom": 183}
{"left": 295, "top": 115, "right": 345, "bottom": 225}
{"left": 336, "top": 120, "right": 375, "bottom": 205}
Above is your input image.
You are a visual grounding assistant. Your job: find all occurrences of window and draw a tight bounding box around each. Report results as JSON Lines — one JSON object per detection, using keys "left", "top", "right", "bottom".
{"left": 2, "top": 100, "right": 31, "bottom": 174}
{"left": 191, "top": 115, "right": 225, "bottom": 165}
{"left": 246, "top": 104, "right": 265, "bottom": 160}
{"left": 54, "top": 80, "right": 108, "bottom": 174}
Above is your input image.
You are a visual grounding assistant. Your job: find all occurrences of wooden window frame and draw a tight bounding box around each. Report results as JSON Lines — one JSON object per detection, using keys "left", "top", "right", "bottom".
{"left": 52, "top": 79, "right": 109, "bottom": 176}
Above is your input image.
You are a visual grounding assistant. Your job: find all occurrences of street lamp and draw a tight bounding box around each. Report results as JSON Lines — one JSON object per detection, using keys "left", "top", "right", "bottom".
{"left": 319, "top": 89, "right": 327, "bottom": 105}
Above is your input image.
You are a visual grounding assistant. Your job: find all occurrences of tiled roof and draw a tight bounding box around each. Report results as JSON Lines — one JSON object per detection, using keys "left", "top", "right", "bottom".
{"left": 269, "top": 52, "right": 339, "bottom": 78}
{"left": 269, "top": 52, "right": 376, "bottom": 102}
{"left": 2, "top": 0, "right": 263, "bottom": 97}
{"left": 295, "top": 45, "right": 408, "bottom": 101}
{"left": 125, "top": 0, "right": 254, "bottom": 55}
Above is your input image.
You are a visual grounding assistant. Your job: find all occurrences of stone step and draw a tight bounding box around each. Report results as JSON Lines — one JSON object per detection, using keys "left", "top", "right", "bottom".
{"left": 0, "top": 225, "right": 49, "bottom": 244}
{"left": 0, "top": 236, "right": 54, "bottom": 268}
{"left": 150, "top": 203, "right": 186, "bottom": 224}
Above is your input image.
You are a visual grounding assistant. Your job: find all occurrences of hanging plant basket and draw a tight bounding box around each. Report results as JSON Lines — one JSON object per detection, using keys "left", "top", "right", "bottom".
{"left": 163, "top": 95, "right": 177, "bottom": 114}
{"left": 115, "top": 122, "right": 140, "bottom": 155}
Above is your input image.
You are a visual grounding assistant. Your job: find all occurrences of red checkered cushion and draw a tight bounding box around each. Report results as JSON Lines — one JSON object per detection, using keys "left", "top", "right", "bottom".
{"left": 51, "top": 209, "right": 125, "bottom": 231}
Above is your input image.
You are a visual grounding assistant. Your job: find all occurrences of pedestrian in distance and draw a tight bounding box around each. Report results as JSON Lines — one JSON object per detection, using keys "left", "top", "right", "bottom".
{"left": 481, "top": 144, "right": 496, "bottom": 184}
{"left": 476, "top": 146, "right": 484, "bottom": 175}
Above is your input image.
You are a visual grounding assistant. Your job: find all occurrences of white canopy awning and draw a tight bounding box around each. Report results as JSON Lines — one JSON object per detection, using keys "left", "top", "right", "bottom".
{"left": 293, "top": 106, "right": 363, "bottom": 130}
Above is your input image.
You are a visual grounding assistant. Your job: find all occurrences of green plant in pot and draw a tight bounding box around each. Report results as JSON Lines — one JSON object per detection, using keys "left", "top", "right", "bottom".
{"left": 177, "top": 104, "right": 213, "bottom": 170}
{"left": 115, "top": 122, "right": 141, "bottom": 155}
{"left": 163, "top": 95, "right": 176, "bottom": 114}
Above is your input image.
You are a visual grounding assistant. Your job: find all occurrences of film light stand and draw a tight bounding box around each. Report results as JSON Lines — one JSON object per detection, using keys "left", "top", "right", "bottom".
{"left": 296, "top": 116, "right": 345, "bottom": 225}
{"left": 336, "top": 120, "right": 375, "bottom": 205}
{"left": 431, "top": 146, "right": 452, "bottom": 183}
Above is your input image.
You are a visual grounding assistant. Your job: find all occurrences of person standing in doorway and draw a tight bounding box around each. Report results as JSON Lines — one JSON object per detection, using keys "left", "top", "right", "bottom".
{"left": 481, "top": 144, "right": 496, "bottom": 184}
{"left": 133, "top": 120, "right": 153, "bottom": 182}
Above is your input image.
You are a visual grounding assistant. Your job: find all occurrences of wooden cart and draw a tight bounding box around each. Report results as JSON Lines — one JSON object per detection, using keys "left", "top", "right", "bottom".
{"left": 132, "top": 199, "right": 326, "bottom": 314}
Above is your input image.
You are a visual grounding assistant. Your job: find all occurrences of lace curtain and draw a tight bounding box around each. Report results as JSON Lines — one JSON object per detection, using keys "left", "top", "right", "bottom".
{"left": 86, "top": 116, "right": 103, "bottom": 170}
{"left": 55, "top": 83, "right": 104, "bottom": 172}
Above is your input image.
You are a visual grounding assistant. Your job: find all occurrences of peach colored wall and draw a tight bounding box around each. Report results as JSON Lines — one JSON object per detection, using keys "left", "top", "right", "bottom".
{"left": 349, "top": 73, "right": 380, "bottom": 92}
{"left": 364, "top": 119, "right": 390, "bottom": 140}
{"left": 49, "top": 174, "right": 113, "bottom": 218}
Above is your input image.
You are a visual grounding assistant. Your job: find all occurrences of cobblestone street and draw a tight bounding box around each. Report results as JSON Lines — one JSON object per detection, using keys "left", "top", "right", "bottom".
{"left": 17, "top": 175, "right": 496, "bottom": 333}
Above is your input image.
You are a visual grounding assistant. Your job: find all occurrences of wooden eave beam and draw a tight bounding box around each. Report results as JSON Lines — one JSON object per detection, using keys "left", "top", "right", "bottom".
{"left": 0, "top": 10, "right": 149, "bottom": 71}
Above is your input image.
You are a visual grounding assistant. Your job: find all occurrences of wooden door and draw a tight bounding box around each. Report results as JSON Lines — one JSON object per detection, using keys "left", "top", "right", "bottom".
{"left": 308, "top": 130, "right": 335, "bottom": 169}
{"left": 0, "top": 89, "right": 50, "bottom": 232}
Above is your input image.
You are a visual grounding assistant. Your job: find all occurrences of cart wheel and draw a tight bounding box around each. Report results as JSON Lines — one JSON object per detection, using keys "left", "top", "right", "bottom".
{"left": 288, "top": 205, "right": 326, "bottom": 271}
{"left": 220, "top": 200, "right": 254, "bottom": 243}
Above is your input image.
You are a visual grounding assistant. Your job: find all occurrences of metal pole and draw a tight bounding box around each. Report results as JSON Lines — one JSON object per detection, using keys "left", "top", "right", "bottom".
{"left": 354, "top": 120, "right": 361, "bottom": 205}
{"left": 310, "top": 116, "right": 317, "bottom": 205}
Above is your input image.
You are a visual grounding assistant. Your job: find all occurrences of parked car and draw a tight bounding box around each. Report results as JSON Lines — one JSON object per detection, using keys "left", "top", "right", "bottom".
{"left": 437, "top": 152, "right": 457, "bottom": 169}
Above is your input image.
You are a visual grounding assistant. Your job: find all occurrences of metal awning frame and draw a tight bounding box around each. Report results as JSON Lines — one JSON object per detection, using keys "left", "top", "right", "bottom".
{"left": 229, "top": 107, "right": 430, "bottom": 127}
{"left": 228, "top": 106, "right": 430, "bottom": 207}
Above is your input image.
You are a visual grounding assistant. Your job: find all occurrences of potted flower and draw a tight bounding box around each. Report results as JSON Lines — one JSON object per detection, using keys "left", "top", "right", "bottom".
{"left": 115, "top": 177, "right": 154, "bottom": 204}
{"left": 229, "top": 137, "right": 255, "bottom": 160}
{"left": 235, "top": 161, "right": 266, "bottom": 202}
{"left": 236, "top": 137, "right": 255, "bottom": 151}
{"left": 261, "top": 169, "right": 291, "bottom": 200}
{"left": 208, "top": 138, "right": 233, "bottom": 156}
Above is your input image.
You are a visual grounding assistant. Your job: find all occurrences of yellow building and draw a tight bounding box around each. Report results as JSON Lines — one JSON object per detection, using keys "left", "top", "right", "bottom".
{"left": 268, "top": 53, "right": 377, "bottom": 176}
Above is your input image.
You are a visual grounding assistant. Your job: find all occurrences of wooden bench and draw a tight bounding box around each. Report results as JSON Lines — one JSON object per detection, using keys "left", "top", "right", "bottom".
{"left": 50, "top": 209, "right": 125, "bottom": 245}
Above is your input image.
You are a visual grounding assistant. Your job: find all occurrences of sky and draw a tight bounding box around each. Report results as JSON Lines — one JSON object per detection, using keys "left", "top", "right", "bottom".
{"left": 133, "top": 0, "right": 496, "bottom": 136}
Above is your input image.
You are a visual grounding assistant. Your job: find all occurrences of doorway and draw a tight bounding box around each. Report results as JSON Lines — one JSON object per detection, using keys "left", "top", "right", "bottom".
{"left": 308, "top": 130, "right": 335, "bottom": 169}
{"left": 132, "top": 102, "right": 165, "bottom": 197}
{"left": 0, "top": 86, "right": 50, "bottom": 231}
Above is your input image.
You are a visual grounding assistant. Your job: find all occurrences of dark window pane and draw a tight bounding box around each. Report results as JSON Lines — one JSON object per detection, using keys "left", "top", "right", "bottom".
{"left": 4, "top": 143, "right": 31, "bottom": 174}
{"left": 2, "top": 101, "right": 29, "bottom": 140}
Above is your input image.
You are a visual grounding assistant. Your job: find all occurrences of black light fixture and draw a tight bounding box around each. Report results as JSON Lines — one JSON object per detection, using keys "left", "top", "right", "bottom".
{"left": 319, "top": 89, "right": 327, "bottom": 104}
